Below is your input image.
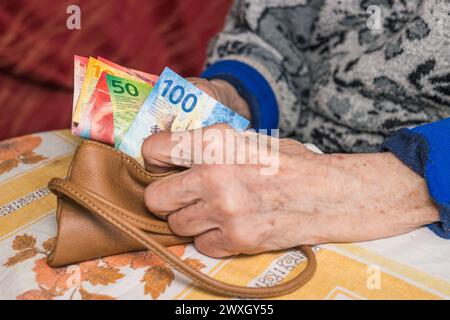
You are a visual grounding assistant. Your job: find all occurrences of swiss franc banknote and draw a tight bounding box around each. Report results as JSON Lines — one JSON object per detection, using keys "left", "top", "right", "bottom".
{"left": 73, "top": 55, "right": 88, "bottom": 110}
{"left": 73, "top": 56, "right": 158, "bottom": 124}
{"left": 78, "top": 72, "right": 114, "bottom": 145}
{"left": 72, "top": 55, "right": 88, "bottom": 135}
{"left": 119, "top": 67, "right": 250, "bottom": 163}
{"left": 73, "top": 56, "right": 159, "bottom": 143}
{"left": 73, "top": 57, "right": 134, "bottom": 124}
{"left": 98, "top": 56, "right": 158, "bottom": 86}
{"left": 106, "top": 74, "right": 153, "bottom": 148}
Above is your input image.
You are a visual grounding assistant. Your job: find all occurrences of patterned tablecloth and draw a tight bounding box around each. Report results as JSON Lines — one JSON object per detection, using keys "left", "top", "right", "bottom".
{"left": 0, "top": 130, "right": 449, "bottom": 300}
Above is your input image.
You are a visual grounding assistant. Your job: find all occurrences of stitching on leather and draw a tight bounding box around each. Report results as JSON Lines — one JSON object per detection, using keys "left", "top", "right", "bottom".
{"left": 105, "top": 207, "right": 169, "bottom": 232}
{"left": 51, "top": 179, "right": 314, "bottom": 298}
{"left": 62, "top": 183, "right": 169, "bottom": 232}
{"left": 95, "top": 199, "right": 169, "bottom": 231}
{"left": 97, "top": 200, "right": 169, "bottom": 232}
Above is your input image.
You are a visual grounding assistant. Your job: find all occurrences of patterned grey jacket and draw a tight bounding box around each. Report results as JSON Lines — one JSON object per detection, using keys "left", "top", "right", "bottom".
{"left": 206, "top": 0, "right": 450, "bottom": 153}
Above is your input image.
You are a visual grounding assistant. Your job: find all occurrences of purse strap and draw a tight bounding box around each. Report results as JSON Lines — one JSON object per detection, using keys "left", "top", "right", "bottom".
{"left": 48, "top": 177, "right": 316, "bottom": 298}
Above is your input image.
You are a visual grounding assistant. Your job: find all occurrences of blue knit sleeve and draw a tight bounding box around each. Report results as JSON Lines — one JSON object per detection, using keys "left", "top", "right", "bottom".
{"left": 201, "top": 60, "right": 279, "bottom": 132}
{"left": 381, "top": 118, "right": 450, "bottom": 238}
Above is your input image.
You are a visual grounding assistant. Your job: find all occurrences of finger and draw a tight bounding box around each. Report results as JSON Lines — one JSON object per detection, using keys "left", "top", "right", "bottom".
{"left": 144, "top": 169, "right": 202, "bottom": 217}
{"left": 194, "top": 229, "right": 233, "bottom": 258}
{"left": 186, "top": 77, "right": 216, "bottom": 98}
{"left": 141, "top": 124, "right": 232, "bottom": 172}
{"left": 141, "top": 130, "right": 190, "bottom": 173}
{"left": 167, "top": 201, "right": 218, "bottom": 237}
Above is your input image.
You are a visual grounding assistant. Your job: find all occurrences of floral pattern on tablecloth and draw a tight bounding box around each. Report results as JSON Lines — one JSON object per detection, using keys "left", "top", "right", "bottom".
{"left": 0, "top": 135, "right": 47, "bottom": 176}
{"left": 2, "top": 232, "right": 206, "bottom": 300}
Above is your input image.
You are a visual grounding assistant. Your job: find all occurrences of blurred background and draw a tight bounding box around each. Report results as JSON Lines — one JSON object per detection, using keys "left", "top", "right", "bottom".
{"left": 0, "top": 0, "right": 232, "bottom": 140}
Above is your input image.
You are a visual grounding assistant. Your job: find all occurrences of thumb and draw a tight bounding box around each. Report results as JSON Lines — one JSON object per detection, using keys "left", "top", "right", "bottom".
{"left": 141, "top": 130, "right": 187, "bottom": 173}
{"left": 141, "top": 124, "right": 231, "bottom": 173}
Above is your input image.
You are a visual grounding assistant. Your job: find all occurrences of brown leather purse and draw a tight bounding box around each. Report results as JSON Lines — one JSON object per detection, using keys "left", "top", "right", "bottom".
{"left": 47, "top": 140, "right": 316, "bottom": 298}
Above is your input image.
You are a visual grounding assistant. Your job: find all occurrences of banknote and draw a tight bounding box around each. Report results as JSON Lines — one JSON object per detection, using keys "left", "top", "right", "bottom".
{"left": 106, "top": 74, "right": 153, "bottom": 148}
{"left": 73, "top": 57, "right": 134, "bottom": 124}
{"left": 73, "top": 57, "right": 158, "bottom": 125}
{"left": 73, "top": 57, "right": 159, "bottom": 143}
{"left": 72, "top": 55, "right": 88, "bottom": 136}
{"left": 77, "top": 72, "right": 115, "bottom": 145}
{"left": 73, "top": 55, "right": 88, "bottom": 109}
{"left": 119, "top": 67, "right": 250, "bottom": 163}
{"left": 98, "top": 56, "right": 158, "bottom": 86}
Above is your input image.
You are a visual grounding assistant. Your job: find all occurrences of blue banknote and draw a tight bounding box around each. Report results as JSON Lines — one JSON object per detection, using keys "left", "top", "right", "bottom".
{"left": 119, "top": 67, "right": 250, "bottom": 163}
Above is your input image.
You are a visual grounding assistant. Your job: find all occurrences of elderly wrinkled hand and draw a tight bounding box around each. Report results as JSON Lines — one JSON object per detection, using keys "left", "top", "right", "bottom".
{"left": 142, "top": 125, "right": 439, "bottom": 258}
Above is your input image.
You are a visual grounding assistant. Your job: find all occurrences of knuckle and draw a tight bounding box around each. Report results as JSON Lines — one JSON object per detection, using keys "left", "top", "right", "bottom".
{"left": 143, "top": 185, "right": 156, "bottom": 210}
{"left": 196, "top": 82, "right": 210, "bottom": 92}
{"left": 167, "top": 213, "right": 185, "bottom": 235}
{"left": 144, "top": 183, "right": 166, "bottom": 218}
{"left": 223, "top": 224, "right": 256, "bottom": 250}
{"left": 194, "top": 165, "right": 217, "bottom": 185}
{"left": 193, "top": 81, "right": 214, "bottom": 97}
{"left": 178, "top": 172, "right": 192, "bottom": 189}
{"left": 194, "top": 237, "right": 216, "bottom": 257}
{"left": 194, "top": 231, "right": 227, "bottom": 258}
{"left": 219, "top": 192, "right": 240, "bottom": 218}
{"left": 179, "top": 171, "right": 202, "bottom": 195}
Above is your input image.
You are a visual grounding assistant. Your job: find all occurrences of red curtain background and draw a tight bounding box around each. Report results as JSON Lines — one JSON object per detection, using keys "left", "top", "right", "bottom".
{"left": 0, "top": 0, "right": 232, "bottom": 140}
